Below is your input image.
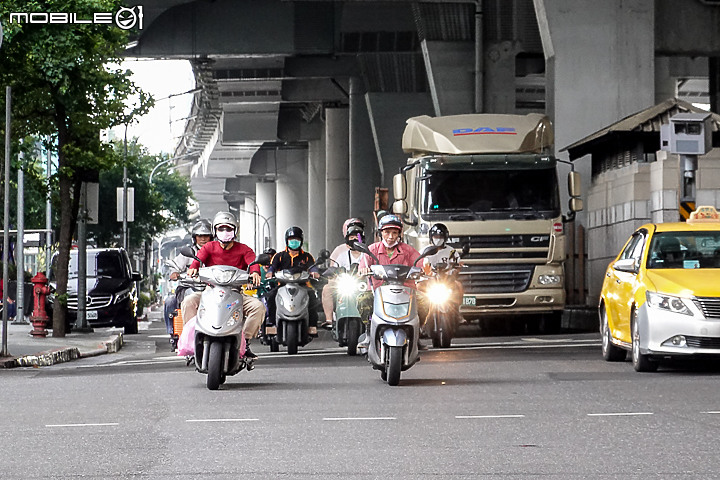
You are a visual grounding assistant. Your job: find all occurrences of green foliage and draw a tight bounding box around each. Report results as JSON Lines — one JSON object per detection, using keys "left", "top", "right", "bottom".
{"left": 89, "top": 140, "right": 193, "bottom": 248}
{"left": 137, "top": 291, "right": 152, "bottom": 314}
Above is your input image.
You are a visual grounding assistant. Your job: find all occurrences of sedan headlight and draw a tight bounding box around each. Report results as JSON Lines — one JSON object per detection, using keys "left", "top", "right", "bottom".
{"left": 383, "top": 302, "right": 410, "bottom": 319}
{"left": 426, "top": 283, "right": 452, "bottom": 305}
{"left": 646, "top": 291, "right": 693, "bottom": 316}
{"left": 114, "top": 290, "right": 131, "bottom": 304}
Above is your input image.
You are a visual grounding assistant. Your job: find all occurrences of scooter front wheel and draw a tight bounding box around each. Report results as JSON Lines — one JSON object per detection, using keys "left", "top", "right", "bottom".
{"left": 207, "top": 341, "right": 224, "bottom": 390}
{"left": 286, "top": 323, "right": 299, "bottom": 355}
{"left": 386, "top": 345, "right": 402, "bottom": 386}
{"left": 346, "top": 319, "right": 361, "bottom": 356}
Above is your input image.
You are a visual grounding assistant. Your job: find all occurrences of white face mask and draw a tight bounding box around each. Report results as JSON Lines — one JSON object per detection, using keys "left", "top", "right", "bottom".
{"left": 431, "top": 237, "right": 445, "bottom": 247}
{"left": 217, "top": 230, "right": 235, "bottom": 242}
{"left": 382, "top": 239, "right": 399, "bottom": 249}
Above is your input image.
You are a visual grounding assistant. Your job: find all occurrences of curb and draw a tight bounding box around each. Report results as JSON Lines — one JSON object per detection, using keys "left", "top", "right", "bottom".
{"left": 0, "top": 333, "right": 124, "bottom": 368}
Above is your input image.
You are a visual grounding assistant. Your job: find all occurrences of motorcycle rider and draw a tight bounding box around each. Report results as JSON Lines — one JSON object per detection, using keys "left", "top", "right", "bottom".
{"left": 184, "top": 211, "right": 265, "bottom": 358}
{"left": 421, "top": 223, "right": 465, "bottom": 322}
{"left": 357, "top": 214, "right": 426, "bottom": 349}
{"left": 321, "top": 218, "right": 366, "bottom": 328}
{"left": 164, "top": 219, "right": 212, "bottom": 349}
{"left": 264, "top": 226, "right": 321, "bottom": 337}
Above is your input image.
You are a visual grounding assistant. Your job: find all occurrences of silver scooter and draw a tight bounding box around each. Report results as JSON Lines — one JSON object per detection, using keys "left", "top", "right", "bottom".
{"left": 180, "top": 247, "right": 264, "bottom": 390}
{"left": 351, "top": 241, "right": 438, "bottom": 386}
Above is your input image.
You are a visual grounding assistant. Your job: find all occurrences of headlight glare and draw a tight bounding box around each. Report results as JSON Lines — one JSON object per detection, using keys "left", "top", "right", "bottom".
{"left": 426, "top": 283, "right": 452, "bottom": 305}
{"left": 646, "top": 291, "right": 693, "bottom": 316}
{"left": 336, "top": 274, "right": 361, "bottom": 297}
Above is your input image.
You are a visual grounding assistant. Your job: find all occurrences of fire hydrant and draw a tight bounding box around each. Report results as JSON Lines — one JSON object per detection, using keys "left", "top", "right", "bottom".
{"left": 30, "top": 272, "right": 52, "bottom": 338}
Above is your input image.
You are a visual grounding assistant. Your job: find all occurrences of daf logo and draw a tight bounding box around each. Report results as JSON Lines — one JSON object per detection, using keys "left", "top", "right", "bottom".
{"left": 452, "top": 127, "right": 517, "bottom": 136}
{"left": 530, "top": 236, "right": 549, "bottom": 242}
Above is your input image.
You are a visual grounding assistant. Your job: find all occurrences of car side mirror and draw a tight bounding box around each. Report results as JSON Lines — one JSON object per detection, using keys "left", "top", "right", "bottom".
{"left": 131, "top": 272, "right": 142, "bottom": 282}
{"left": 613, "top": 258, "right": 637, "bottom": 273}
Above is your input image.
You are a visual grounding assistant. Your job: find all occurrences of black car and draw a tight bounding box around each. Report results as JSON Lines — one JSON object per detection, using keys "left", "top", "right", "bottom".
{"left": 49, "top": 248, "right": 142, "bottom": 334}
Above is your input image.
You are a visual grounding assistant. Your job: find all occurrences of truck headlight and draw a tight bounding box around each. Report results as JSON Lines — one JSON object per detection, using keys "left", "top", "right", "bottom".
{"left": 646, "top": 292, "right": 693, "bottom": 316}
{"left": 538, "top": 275, "right": 561, "bottom": 285}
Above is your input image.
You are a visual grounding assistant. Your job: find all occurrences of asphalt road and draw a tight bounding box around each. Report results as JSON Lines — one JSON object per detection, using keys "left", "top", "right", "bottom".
{"left": 2, "top": 317, "right": 720, "bottom": 479}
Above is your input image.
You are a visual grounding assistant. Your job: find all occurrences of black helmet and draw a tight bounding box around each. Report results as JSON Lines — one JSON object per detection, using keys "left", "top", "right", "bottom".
{"left": 263, "top": 247, "right": 277, "bottom": 257}
{"left": 345, "top": 225, "right": 364, "bottom": 243}
{"left": 429, "top": 223, "right": 449, "bottom": 246}
{"left": 284, "top": 226, "right": 304, "bottom": 244}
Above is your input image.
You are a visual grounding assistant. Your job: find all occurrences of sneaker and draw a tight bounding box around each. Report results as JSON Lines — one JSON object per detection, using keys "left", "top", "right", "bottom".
{"left": 308, "top": 326, "right": 318, "bottom": 337}
{"left": 244, "top": 343, "right": 258, "bottom": 359}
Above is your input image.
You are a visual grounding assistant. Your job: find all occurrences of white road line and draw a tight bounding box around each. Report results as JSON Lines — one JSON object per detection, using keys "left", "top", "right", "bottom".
{"left": 703, "top": 411, "right": 720, "bottom": 414}
{"left": 186, "top": 418, "right": 259, "bottom": 423}
{"left": 455, "top": 415, "right": 525, "bottom": 419}
{"left": 323, "top": 417, "right": 396, "bottom": 421}
{"left": 46, "top": 423, "right": 119, "bottom": 428}
{"left": 587, "top": 412, "right": 654, "bottom": 417}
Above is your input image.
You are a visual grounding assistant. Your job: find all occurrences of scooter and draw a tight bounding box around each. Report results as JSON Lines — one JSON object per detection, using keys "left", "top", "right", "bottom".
{"left": 323, "top": 262, "right": 366, "bottom": 355}
{"left": 261, "top": 251, "right": 329, "bottom": 355}
{"left": 423, "top": 243, "right": 469, "bottom": 349}
{"left": 351, "top": 241, "right": 439, "bottom": 386}
{"left": 179, "top": 247, "right": 264, "bottom": 390}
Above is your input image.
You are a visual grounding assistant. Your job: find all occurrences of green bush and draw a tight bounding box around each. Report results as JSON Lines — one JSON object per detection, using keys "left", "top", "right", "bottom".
{"left": 137, "top": 292, "right": 152, "bottom": 313}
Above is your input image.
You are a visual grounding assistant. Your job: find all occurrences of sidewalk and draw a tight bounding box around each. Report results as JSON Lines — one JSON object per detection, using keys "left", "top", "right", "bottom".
{"left": 0, "top": 319, "right": 124, "bottom": 369}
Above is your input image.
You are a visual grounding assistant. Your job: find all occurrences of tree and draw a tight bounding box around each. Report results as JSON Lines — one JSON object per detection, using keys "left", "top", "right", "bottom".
{"left": 0, "top": 0, "right": 152, "bottom": 336}
{"left": 90, "top": 139, "right": 193, "bottom": 248}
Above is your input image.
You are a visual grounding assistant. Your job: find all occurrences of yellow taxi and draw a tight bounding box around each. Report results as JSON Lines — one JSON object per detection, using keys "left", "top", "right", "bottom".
{"left": 599, "top": 206, "right": 720, "bottom": 371}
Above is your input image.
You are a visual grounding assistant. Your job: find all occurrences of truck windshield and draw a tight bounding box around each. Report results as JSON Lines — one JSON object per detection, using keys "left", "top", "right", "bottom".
{"left": 421, "top": 168, "right": 560, "bottom": 219}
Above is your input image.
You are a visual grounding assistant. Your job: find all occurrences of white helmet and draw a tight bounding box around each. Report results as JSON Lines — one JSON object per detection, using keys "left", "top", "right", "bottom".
{"left": 212, "top": 211, "right": 238, "bottom": 236}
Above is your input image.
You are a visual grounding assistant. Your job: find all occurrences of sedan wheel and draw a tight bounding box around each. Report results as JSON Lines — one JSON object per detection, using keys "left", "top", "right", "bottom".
{"left": 632, "top": 311, "right": 658, "bottom": 372}
{"left": 601, "top": 306, "right": 626, "bottom": 362}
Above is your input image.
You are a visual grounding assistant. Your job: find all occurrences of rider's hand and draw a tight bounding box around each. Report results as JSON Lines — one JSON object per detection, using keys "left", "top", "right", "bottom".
{"left": 250, "top": 272, "right": 261, "bottom": 286}
{"left": 265, "top": 272, "right": 273, "bottom": 279}
{"left": 169, "top": 272, "right": 179, "bottom": 280}
{"left": 310, "top": 271, "right": 320, "bottom": 279}
{"left": 359, "top": 267, "right": 371, "bottom": 276}
{"left": 187, "top": 268, "right": 198, "bottom": 278}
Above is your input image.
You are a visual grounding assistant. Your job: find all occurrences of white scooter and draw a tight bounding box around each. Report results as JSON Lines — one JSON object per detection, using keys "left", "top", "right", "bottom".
{"left": 180, "top": 247, "right": 265, "bottom": 390}
{"left": 351, "top": 241, "right": 439, "bottom": 386}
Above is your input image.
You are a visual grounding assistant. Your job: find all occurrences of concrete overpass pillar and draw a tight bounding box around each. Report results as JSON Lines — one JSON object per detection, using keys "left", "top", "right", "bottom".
{"left": 276, "top": 149, "right": 309, "bottom": 251}
{"left": 256, "top": 180, "right": 276, "bottom": 252}
{"left": 238, "top": 196, "right": 257, "bottom": 253}
{"left": 307, "top": 134, "right": 326, "bottom": 255}
{"left": 421, "top": 41, "right": 475, "bottom": 116}
{"left": 365, "top": 93, "right": 433, "bottom": 186}
{"left": 349, "top": 77, "right": 379, "bottom": 231}
{"left": 325, "top": 107, "right": 350, "bottom": 249}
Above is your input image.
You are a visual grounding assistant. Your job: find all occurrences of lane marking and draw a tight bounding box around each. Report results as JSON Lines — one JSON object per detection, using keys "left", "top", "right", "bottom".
{"left": 323, "top": 417, "right": 396, "bottom": 421}
{"left": 46, "top": 423, "right": 119, "bottom": 428}
{"left": 186, "top": 418, "right": 259, "bottom": 423}
{"left": 456, "top": 415, "right": 525, "bottom": 419}
{"left": 587, "top": 412, "right": 653, "bottom": 417}
{"left": 703, "top": 411, "right": 720, "bottom": 414}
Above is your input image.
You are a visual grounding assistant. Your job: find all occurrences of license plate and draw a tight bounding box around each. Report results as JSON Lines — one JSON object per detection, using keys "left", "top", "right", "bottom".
{"left": 86, "top": 310, "right": 98, "bottom": 320}
{"left": 462, "top": 296, "right": 476, "bottom": 306}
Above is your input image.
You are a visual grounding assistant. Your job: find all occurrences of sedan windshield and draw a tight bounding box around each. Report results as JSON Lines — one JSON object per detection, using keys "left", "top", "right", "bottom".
{"left": 647, "top": 231, "right": 720, "bottom": 269}
{"left": 421, "top": 168, "right": 560, "bottom": 220}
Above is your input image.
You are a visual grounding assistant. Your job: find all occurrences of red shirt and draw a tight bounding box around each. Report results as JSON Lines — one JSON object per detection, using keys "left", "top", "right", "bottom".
{"left": 359, "top": 241, "right": 421, "bottom": 290}
{"left": 190, "top": 241, "right": 261, "bottom": 275}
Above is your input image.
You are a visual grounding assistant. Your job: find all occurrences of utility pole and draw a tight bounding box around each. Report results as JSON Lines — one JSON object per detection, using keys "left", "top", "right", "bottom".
{"left": 2, "top": 87, "right": 11, "bottom": 357}
{"left": 123, "top": 124, "right": 128, "bottom": 250}
{"left": 13, "top": 144, "right": 26, "bottom": 325}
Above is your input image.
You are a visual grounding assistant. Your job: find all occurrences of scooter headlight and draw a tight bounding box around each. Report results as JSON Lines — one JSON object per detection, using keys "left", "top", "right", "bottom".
{"left": 226, "top": 310, "right": 242, "bottom": 327}
{"left": 213, "top": 269, "right": 236, "bottom": 284}
{"left": 336, "top": 274, "right": 363, "bottom": 297}
{"left": 426, "top": 283, "right": 452, "bottom": 305}
{"left": 383, "top": 302, "right": 410, "bottom": 319}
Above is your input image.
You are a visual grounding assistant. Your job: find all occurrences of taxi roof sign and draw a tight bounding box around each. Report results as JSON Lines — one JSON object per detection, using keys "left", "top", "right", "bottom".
{"left": 687, "top": 205, "right": 720, "bottom": 224}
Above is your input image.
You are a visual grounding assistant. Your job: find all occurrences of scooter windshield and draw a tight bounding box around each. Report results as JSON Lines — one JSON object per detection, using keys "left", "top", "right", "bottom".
{"left": 370, "top": 264, "right": 422, "bottom": 282}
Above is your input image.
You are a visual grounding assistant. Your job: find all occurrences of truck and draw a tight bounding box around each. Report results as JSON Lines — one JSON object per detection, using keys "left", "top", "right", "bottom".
{"left": 392, "top": 113, "right": 583, "bottom": 333}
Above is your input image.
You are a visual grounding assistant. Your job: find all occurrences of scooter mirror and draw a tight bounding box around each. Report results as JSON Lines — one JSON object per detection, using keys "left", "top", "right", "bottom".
{"left": 460, "top": 242, "right": 470, "bottom": 258}
{"left": 179, "top": 246, "right": 201, "bottom": 263}
{"left": 348, "top": 240, "right": 380, "bottom": 264}
{"left": 415, "top": 244, "right": 440, "bottom": 266}
{"left": 318, "top": 249, "right": 331, "bottom": 261}
{"left": 251, "top": 253, "right": 272, "bottom": 266}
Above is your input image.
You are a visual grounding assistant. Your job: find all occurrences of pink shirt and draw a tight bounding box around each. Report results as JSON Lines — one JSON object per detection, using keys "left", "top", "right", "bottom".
{"left": 190, "top": 241, "right": 261, "bottom": 275}
{"left": 359, "top": 242, "right": 421, "bottom": 290}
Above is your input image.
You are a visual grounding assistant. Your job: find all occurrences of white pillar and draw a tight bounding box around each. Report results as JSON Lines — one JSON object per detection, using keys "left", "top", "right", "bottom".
{"left": 238, "top": 198, "right": 256, "bottom": 252}
{"left": 325, "top": 107, "right": 350, "bottom": 249}
{"left": 256, "top": 180, "right": 276, "bottom": 252}
{"left": 276, "top": 149, "right": 309, "bottom": 250}
{"left": 307, "top": 135, "right": 326, "bottom": 254}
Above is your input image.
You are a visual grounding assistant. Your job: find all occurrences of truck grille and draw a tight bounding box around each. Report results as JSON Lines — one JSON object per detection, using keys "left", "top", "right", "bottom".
{"left": 450, "top": 234, "right": 549, "bottom": 261}
{"left": 693, "top": 297, "right": 720, "bottom": 319}
{"left": 684, "top": 336, "right": 720, "bottom": 349}
{"left": 458, "top": 264, "right": 534, "bottom": 294}
{"left": 67, "top": 294, "right": 113, "bottom": 311}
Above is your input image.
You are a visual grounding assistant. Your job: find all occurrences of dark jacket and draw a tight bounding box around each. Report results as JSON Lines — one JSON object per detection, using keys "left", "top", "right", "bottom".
{"left": 268, "top": 248, "right": 319, "bottom": 275}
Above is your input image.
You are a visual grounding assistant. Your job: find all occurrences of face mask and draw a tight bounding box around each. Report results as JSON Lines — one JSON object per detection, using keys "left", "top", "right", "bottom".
{"left": 431, "top": 237, "right": 445, "bottom": 247}
{"left": 217, "top": 230, "right": 235, "bottom": 242}
{"left": 382, "top": 239, "right": 399, "bottom": 249}
{"left": 288, "top": 239, "right": 302, "bottom": 250}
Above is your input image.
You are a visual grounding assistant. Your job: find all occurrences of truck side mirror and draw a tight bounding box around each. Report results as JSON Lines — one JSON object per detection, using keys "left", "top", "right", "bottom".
{"left": 392, "top": 199, "right": 408, "bottom": 215}
{"left": 568, "top": 171, "right": 582, "bottom": 198}
{"left": 393, "top": 173, "right": 406, "bottom": 201}
{"left": 569, "top": 197, "right": 583, "bottom": 212}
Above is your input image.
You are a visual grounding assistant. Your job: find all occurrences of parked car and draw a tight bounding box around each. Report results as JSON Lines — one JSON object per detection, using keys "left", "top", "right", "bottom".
{"left": 599, "top": 206, "right": 720, "bottom": 371}
{"left": 49, "top": 248, "right": 142, "bottom": 334}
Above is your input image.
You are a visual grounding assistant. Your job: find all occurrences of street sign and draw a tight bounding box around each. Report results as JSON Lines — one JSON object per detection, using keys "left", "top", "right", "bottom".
{"left": 116, "top": 187, "right": 135, "bottom": 222}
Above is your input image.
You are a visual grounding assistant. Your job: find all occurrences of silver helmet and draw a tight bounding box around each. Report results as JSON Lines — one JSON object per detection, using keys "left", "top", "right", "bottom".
{"left": 212, "top": 211, "right": 238, "bottom": 236}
